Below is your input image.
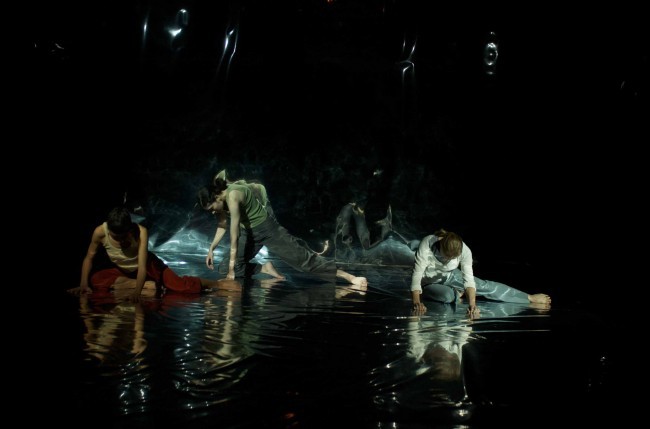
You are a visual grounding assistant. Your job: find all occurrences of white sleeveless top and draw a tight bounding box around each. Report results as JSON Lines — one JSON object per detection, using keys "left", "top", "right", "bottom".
{"left": 102, "top": 222, "right": 139, "bottom": 272}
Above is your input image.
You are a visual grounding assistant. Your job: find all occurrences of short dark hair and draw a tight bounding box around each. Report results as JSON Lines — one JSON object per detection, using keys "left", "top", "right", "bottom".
{"left": 107, "top": 206, "right": 134, "bottom": 235}
{"left": 197, "top": 187, "right": 214, "bottom": 210}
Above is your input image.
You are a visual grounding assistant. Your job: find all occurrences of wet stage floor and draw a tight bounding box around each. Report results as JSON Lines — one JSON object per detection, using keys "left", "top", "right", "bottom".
{"left": 61, "top": 238, "right": 630, "bottom": 428}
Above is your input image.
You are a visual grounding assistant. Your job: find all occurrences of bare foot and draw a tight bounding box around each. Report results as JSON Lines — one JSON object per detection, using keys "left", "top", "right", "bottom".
{"left": 336, "top": 270, "right": 368, "bottom": 289}
{"left": 350, "top": 276, "right": 368, "bottom": 290}
{"left": 261, "top": 262, "right": 286, "bottom": 280}
{"left": 200, "top": 277, "right": 242, "bottom": 292}
{"left": 205, "top": 282, "right": 242, "bottom": 299}
{"left": 212, "top": 279, "right": 242, "bottom": 291}
{"left": 112, "top": 279, "right": 157, "bottom": 290}
{"left": 528, "top": 293, "right": 551, "bottom": 305}
{"left": 529, "top": 302, "right": 551, "bottom": 312}
{"left": 66, "top": 286, "right": 91, "bottom": 296}
{"left": 260, "top": 277, "right": 284, "bottom": 289}
{"left": 336, "top": 287, "right": 366, "bottom": 299}
{"left": 315, "top": 240, "right": 330, "bottom": 256}
{"left": 114, "top": 287, "right": 157, "bottom": 300}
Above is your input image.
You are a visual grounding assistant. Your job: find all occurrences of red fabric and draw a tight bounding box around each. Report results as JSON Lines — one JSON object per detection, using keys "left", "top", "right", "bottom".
{"left": 90, "top": 252, "right": 202, "bottom": 293}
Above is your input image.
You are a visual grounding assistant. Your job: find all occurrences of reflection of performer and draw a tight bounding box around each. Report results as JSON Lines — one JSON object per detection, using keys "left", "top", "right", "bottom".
{"left": 406, "top": 305, "right": 473, "bottom": 407}
{"left": 377, "top": 301, "right": 547, "bottom": 418}
{"left": 369, "top": 302, "right": 473, "bottom": 418}
{"left": 258, "top": 276, "right": 368, "bottom": 305}
{"left": 78, "top": 288, "right": 155, "bottom": 364}
{"left": 75, "top": 284, "right": 245, "bottom": 414}
{"left": 162, "top": 280, "right": 251, "bottom": 401}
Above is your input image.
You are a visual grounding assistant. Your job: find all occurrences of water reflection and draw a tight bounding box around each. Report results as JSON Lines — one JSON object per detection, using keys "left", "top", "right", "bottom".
{"left": 78, "top": 288, "right": 157, "bottom": 415}
{"left": 371, "top": 301, "right": 550, "bottom": 423}
{"left": 69, "top": 259, "right": 614, "bottom": 428}
{"left": 151, "top": 285, "right": 247, "bottom": 411}
{"left": 80, "top": 290, "right": 151, "bottom": 365}
{"left": 73, "top": 275, "right": 370, "bottom": 424}
{"left": 76, "top": 285, "right": 245, "bottom": 417}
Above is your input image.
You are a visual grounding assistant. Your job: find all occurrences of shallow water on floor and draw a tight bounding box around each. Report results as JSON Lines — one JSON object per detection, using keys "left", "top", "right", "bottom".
{"left": 60, "top": 243, "right": 624, "bottom": 428}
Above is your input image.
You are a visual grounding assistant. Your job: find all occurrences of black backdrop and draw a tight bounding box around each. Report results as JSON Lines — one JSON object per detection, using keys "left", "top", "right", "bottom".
{"left": 33, "top": 0, "right": 647, "bottom": 307}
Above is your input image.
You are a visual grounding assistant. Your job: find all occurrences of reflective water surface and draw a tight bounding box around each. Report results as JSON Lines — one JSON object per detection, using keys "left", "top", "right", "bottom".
{"left": 62, "top": 236, "right": 624, "bottom": 429}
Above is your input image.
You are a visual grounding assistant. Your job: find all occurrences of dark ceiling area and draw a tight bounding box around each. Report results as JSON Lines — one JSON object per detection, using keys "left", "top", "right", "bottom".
{"left": 33, "top": 1, "right": 647, "bottom": 301}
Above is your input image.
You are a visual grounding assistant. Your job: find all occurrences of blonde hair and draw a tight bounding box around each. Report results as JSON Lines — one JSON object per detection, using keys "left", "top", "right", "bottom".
{"left": 434, "top": 229, "right": 463, "bottom": 258}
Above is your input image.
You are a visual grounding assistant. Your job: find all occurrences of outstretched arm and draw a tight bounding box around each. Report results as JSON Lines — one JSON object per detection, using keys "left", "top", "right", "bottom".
{"left": 464, "top": 287, "right": 479, "bottom": 318}
{"left": 206, "top": 213, "right": 228, "bottom": 269}
{"left": 412, "top": 290, "right": 426, "bottom": 313}
{"left": 410, "top": 235, "right": 435, "bottom": 312}
{"left": 459, "top": 246, "right": 479, "bottom": 318}
{"left": 226, "top": 190, "right": 243, "bottom": 280}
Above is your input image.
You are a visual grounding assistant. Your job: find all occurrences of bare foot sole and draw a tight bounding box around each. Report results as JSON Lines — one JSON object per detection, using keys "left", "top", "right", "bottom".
{"left": 261, "top": 263, "right": 286, "bottom": 280}
{"left": 529, "top": 302, "right": 551, "bottom": 311}
{"left": 529, "top": 293, "right": 551, "bottom": 305}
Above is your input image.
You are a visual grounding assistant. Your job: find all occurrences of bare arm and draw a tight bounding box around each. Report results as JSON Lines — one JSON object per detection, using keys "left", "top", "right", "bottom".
{"left": 128, "top": 225, "right": 149, "bottom": 301}
{"left": 410, "top": 235, "right": 435, "bottom": 311}
{"left": 226, "top": 190, "right": 243, "bottom": 280}
{"left": 206, "top": 213, "right": 228, "bottom": 269}
{"left": 459, "top": 246, "right": 479, "bottom": 318}
{"left": 69, "top": 225, "right": 104, "bottom": 295}
{"left": 412, "top": 290, "right": 426, "bottom": 314}
{"left": 464, "top": 287, "right": 479, "bottom": 319}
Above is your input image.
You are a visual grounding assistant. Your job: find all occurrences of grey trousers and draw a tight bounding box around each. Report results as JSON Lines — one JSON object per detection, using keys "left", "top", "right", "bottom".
{"left": 229, "top": 216, "right": 337, "bottom": 279}
{"left": 422, "top": 269, "right": 529, "bottom": 304}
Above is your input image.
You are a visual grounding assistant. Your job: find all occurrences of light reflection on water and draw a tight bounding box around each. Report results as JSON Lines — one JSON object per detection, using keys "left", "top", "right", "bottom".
{"left": 66, "top": 232, "right": 616, "bottom": 428}
{"left": 67, "top": 259, "right": 615, "bottom": 429}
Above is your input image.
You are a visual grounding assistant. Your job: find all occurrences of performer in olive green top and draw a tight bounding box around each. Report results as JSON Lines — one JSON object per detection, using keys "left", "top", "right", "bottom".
{"left": 197, "top": 171, "right": 368, "bottom": 287}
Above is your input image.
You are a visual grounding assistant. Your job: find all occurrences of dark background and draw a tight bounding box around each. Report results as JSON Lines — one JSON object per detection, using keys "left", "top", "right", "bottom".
{"left": 33, "top": 1, "right": 647, "bottom": 307}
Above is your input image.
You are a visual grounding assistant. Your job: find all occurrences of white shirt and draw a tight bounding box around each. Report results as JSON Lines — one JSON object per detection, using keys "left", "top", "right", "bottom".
{"left": 410, "top": 234, "right": 476, "bottom": 293}
{"left": 407, "top": 319, "right": 471, "bottom": 377}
